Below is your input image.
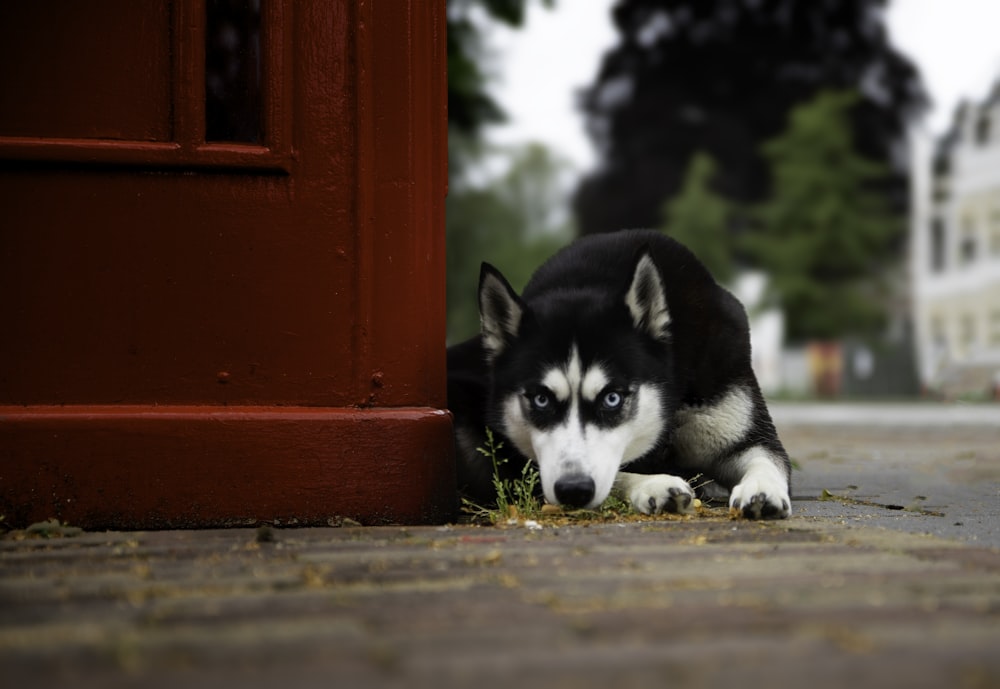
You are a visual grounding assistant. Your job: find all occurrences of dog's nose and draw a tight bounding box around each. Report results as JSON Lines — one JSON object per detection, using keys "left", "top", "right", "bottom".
{"left": 554, "top": 475, "right": 596, "bottom": 508}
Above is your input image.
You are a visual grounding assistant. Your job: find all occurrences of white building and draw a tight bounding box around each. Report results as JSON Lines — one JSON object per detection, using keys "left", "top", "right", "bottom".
{"left": 732, "top": 271, "right": 787, "bottom": 395}
{"left": 911, "top": 82, "right": 1000, "bottom": 397}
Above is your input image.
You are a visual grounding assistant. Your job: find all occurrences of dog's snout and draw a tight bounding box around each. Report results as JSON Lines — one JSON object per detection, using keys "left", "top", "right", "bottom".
{"left": 553, "top": 475, "right": 596, "bottom": 508}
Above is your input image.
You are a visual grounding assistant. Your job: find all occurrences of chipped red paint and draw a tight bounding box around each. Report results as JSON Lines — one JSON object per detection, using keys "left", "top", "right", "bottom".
{"left": 0, "top": 1, "right": 453, "bottom": 527}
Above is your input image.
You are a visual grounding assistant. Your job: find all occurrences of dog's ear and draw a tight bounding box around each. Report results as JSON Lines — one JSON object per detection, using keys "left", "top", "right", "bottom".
{"left": 479, "top": 263, "right": 524, "bottom": 361}
{"left": 625, "top": 253, "right": 671, "bottom": 340}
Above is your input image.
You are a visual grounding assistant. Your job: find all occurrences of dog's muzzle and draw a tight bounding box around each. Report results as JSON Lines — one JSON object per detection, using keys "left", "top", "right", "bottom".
{"left": 553, "top": 474, "right": 596, "bottom": 508}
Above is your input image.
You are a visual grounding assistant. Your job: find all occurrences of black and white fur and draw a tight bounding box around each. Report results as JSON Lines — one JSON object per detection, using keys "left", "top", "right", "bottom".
{"left": 448, "top": 230, "right": 791, "bottom": 519}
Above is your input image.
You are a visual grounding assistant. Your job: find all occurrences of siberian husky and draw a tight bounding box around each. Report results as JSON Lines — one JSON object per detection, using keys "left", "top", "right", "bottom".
{"left": 447, "top": 230, "right": 791, "bottom": 519}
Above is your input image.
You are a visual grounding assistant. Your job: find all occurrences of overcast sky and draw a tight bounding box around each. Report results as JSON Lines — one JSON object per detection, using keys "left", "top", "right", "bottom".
{"left": 489, "top": 0, "right": 1000, "bottom": 172}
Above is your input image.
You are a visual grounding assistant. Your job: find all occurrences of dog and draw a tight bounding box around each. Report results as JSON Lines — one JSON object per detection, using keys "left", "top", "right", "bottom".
{"left": 447, "top": 229, "right": 791, "bottom": 519}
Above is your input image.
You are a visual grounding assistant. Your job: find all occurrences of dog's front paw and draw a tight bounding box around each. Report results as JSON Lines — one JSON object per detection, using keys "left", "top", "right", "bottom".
{"left": 629, "top": 475, "right": 695, "bottom": 515}
{"left": 729, "top": 476, "right": 790, "bottom": 520}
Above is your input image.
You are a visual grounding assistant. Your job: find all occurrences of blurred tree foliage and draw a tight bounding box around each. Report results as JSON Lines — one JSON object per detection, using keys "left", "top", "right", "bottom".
{"left": 447, "top": 143, "right": 573, "bottom": 342}
{"left": 448, "top": 0, "right": 542, "bottom": 137}
{"left": 447, "top": 0, "right": 553, "bottom": 177}
{"left": 659, "top": 152, "right": 735, "bottom": 284}
{"left": 446, "top": 0, "right": 567, "bottom": 342}
{"left": 573, "top": 0, "right": 927, "bottom": 236}
{"left": 746, "top": 91, "right": 899, "bottom": 341}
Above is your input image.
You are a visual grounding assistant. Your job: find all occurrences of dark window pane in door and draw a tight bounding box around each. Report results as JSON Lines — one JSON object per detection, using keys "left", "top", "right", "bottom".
{"left": 206, "top": 0, "right": 261, "bottom": 143}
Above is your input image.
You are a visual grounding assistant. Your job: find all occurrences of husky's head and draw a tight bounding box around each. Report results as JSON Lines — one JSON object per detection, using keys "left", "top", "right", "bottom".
{"left": 478, "top": 253, "right": 674, "bottom": 509}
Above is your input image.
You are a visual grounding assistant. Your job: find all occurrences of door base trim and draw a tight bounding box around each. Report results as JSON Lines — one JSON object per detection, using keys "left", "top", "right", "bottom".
{"left": 0, "top": 405, "right": 456, "bottom": 529}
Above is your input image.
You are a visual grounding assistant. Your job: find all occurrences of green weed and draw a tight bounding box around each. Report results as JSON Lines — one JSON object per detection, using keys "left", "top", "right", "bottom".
{"left": 24, "top": 518, "right": 82, "bottom": 538}
{"left": 462, "top": 428, "right": 543, "bottom": 524}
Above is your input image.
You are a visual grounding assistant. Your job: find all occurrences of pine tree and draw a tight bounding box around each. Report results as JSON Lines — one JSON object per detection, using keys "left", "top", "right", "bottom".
{"left": 747, "top": 91, "right": 899, "bottom": 341}
{"left": 660, "top": 152, "right": 734, "bottom": 284}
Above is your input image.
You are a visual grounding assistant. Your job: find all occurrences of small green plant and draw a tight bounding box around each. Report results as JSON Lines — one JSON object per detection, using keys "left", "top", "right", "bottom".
{"left": 463, "top": 428, "right": 543, "bottom": 524}
{"left": 24, "top": 518, "right": 82, "bottom": 538}
{"left": 595, "top": 494, "right": 633, "bottom": 519}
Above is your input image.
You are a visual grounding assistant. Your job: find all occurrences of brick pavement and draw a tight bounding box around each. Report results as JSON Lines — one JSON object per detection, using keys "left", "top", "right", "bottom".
{"left": 3, "top": 516, "right": 999, "bottom": 688}
{"left": 2, "top": 414, "right": 999, "bottom": 688}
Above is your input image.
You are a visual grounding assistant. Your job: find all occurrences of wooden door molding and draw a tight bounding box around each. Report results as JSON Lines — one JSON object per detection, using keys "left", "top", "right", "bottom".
{"left": 0, "top": 0, "right": 293, "bottom": 171}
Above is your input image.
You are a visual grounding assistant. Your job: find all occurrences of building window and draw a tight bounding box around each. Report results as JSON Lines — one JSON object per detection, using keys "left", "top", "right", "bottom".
{"left": 932, "top": 146, "right": 951, "bottom": 176}
{"left": 959, "top": 216, "right": 977, "bottom": 264}
{"left": 975, "top": 112, "right": 992, "bottom": 146}
{"left": 931, "top": 182, "right": 949, "bottom": 204}
{"left": 960, "top": 235, "right": 977, "bottom": 264}
{"left": 930, "top": 219, "right": 946, "bottom": 271}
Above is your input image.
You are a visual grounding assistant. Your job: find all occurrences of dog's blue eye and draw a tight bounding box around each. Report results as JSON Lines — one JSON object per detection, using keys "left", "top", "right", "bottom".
{"left": 531, "top": 392, "right": 551, "bottom": 410}
{"left": 602, "top": 391, "right": 623, "bottom": 410}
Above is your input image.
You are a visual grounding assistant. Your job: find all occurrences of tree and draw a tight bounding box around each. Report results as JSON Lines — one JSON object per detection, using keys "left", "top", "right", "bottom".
{"left": 746, "top": 91, "right": 899, "bottom": 341}
{"left": 572, "top": 0, "right": 927, "bottom": 236}
{"left": 659, "top": 152, "right": 734, "bottom": 284}
{"left": 447, "top": 0, "right": 553, "bottom": 177}
{"left": 447, "top": 143, "right": 574, "bottom": 341}
{"left": 449, "top": 0, "right": 527, "bottom": 136}
{"left": 446, "top": 1, "right": 563, "bottom": 341}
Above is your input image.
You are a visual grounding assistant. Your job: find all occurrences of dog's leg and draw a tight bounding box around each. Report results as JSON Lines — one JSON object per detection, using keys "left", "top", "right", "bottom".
{"left": 673, "top": 386, "right": 791, "bottom": 520}
{"left": 613, "top": 472, "right": 695, "bottom": 515}
{"left": 728, "top": 449, "right": 791, "bottom": 519}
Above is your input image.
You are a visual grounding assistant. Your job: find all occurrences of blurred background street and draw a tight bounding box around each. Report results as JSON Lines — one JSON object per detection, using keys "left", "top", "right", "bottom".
{"left": 772, "top": 401, "right": 1000, "bottom": 547}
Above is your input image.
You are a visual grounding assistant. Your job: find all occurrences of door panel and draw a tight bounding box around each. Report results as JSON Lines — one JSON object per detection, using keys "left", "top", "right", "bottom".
{"left": 0, "top": 1, "right": 172, "bottom": 141}
{"left": 1, "top": 172, "right": 354, "bottom": 406}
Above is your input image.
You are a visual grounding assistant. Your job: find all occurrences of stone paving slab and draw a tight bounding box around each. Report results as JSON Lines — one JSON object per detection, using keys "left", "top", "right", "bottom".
{"left": 779, "top": 422, "right": 1000, "bottom": 546}
{"left": 2, "top": 518, "right": 999, "bottom": 689}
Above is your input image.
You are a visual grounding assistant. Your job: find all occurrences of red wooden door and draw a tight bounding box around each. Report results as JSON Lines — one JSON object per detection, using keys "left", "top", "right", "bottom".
{"left": 0, "top": 1, "right": 454, "bottom": 527}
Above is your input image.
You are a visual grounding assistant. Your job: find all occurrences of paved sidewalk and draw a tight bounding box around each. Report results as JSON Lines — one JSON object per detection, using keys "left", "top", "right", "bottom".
{"left": 3, "top": 521, "right": 999, "bottom": 689}
{"left": 774, "top": 402, "right": 1000, "bottom": 547}
{"left": 2, "top": 405, "right": 999, "bottom": 688}
{"left": 770, "top": 400, "right": 1000, "bottom": 428}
